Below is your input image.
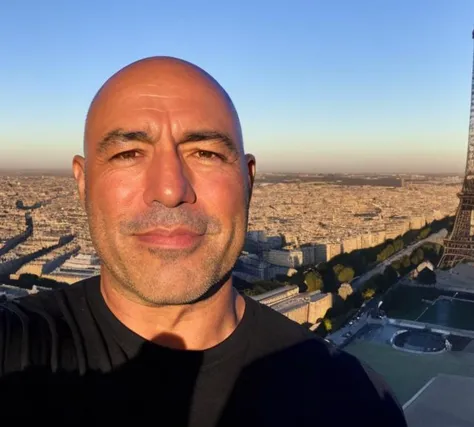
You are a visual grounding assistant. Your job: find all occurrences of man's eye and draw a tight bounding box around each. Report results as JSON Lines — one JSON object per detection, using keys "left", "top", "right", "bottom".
{"left": 112, "top": 151, "right": 140, "bottom": 161}
{"left": 196, "top": 150, "right": 223, "bottom": 161}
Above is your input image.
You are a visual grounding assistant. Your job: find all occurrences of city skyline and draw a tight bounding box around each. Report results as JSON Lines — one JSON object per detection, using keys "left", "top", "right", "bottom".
{"left": 2, "top": 0, "right": 474, "bottom": 173}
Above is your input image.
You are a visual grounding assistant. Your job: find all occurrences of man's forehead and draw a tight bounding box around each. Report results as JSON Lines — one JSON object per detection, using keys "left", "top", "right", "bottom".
{"left": 84, "top": 57, "right": 241, "bottom": 148}
{"left": 86, "top": 91, "right": 236, "bottom": 142}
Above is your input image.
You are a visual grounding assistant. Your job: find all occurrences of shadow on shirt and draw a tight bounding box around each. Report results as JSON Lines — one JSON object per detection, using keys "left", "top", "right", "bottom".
{"left": 0, "top": 333, "right": 406, "bottom": 427}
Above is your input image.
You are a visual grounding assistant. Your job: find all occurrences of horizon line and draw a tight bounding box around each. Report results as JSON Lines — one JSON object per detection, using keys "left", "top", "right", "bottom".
{"left": 0, "top": 167, "right": 464, "bottom": 177}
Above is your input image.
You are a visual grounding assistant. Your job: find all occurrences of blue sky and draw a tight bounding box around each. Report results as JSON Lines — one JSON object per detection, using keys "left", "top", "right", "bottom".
{"left": 1, "top": 0, "right": 474, "bottom": 173}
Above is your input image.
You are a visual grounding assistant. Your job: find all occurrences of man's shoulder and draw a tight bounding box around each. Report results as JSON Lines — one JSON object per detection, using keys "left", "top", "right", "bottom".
{"left": 0, "top": 277, "right": 98, "bottom": 374}
{"left": 244, "top": 293, "right": 334, "bottom": 355}
{"left": 236, "top": 297, "right": 407, "bottom": 426}
{"left": 9, "top": 275, "right": 96, "bottom": 315}
{"left": 247, "top": 296, "right": 386, "bottom": 387}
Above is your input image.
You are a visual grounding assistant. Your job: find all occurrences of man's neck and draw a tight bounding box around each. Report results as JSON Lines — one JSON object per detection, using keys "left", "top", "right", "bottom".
{"left": 100, "top": 275, "right": 245, "bottom": 351}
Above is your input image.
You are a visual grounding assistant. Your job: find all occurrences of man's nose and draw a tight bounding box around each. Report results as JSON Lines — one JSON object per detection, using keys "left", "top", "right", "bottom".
{"left": 142, "top": 143, "right": 196, "bottom": 208}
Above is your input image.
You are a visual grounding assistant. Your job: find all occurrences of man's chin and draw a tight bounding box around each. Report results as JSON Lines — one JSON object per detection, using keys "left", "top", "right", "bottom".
{"left": 145, "top": 246, "right": 200, "bottom": 260}
{"left": 126, "top": 271, "right": 224, "bottom": 306}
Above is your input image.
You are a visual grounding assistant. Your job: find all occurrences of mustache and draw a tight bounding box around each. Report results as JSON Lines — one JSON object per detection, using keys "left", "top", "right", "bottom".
{"left": 119, "top": 207, "right": 222, "bottom": 235}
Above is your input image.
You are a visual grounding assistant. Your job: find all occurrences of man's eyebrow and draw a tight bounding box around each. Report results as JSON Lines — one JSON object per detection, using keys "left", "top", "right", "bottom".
{"left": 96, "top": 128, "right": 239, "bottom": 154}
{"left": 180, "top": 130, "right": 238, "bottom": 153}
{"left": 97, "top": 129, "right": 154, "bottom": 153}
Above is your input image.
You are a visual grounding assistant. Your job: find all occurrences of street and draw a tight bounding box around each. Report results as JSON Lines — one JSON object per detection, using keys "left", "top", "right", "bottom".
{"left": 350, "top": 229, "right": 447, "bottom": 291}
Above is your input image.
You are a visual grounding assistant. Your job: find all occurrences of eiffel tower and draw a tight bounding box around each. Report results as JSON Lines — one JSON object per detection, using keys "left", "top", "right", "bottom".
{"left": 438, "top": 30, "right": 474, "bottom": 269}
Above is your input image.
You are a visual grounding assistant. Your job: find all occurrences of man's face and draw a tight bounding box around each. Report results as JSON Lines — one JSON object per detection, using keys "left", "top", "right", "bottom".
{"left": 74, "top": 62, "right": 255, "bottom": 305}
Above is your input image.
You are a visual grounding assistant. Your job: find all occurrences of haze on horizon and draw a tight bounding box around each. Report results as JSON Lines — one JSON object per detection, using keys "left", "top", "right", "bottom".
{"left": 1, "top": 1, "right": 473, "bottom": 175}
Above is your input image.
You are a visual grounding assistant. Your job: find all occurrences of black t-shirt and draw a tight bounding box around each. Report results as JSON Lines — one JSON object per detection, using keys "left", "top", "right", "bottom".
{"left": 0, "top": 276, "right": 407, "bottom": 426}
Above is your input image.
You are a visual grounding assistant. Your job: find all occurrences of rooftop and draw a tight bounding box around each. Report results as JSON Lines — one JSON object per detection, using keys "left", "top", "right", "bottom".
{"left": 403, "top": 374, "right": 474, "bottom": 427}
{"left": 251, "top": 285, "right": 297, "bottom": 302}
{"left": 345, "top": 339, "right": 474, "bottom": 405}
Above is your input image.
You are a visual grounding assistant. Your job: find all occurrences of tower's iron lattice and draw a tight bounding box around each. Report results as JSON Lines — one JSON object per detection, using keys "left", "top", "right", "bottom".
{"left": 438, "top": 31, "right": 474, "bottom": 269}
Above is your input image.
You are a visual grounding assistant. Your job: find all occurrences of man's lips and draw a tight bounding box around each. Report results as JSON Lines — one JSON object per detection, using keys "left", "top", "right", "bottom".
{"left": 133, "top": 227, "right": 204, "bottom": 249}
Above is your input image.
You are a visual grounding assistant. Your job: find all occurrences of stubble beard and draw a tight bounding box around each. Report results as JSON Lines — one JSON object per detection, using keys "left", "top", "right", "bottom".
{"left": 116, "top": 243, "right": 234, "bottom": 305}
{"left": 86, "top": 207, "right": 247, "bottom": 307}
{"left": 84, "top": 177, "right": 251, "bottom": 306}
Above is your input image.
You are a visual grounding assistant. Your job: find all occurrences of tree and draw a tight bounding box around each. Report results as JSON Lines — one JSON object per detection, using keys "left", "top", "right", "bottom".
{"left": 333, "top": 264, "right": 345, "bottom": 275}
{"left": 252, "top": 280, "right": 284, "bottom": 292}
{"left": 323, "top": 318, "right": 332, "bottom": 332}
{"left": 410, "top": 247, "right": 424, "bottom": 266}
{"left": 418, "top": 227, "right": 431, "bottom": 239}
{"left": 337, "top": 267, "right": 355, "bottom": 283}
{"left": 377, "top": 244, "right": 395, "bottom": 262}
{"left": 417, "top": 268, "right": 436, "bottom": 285}
{"left": 402, "top": 229, "right": 418, "bottom": 246}
{"left": 362, "top": 288, "right": 376, "bottom": 300}
{"left": 324, "top": 307, "right": 335, "bottom": 319}
{"left": 393, "top": 239, "right": 404, "bottom": 252}
{"left": 287, "top": 270, "right": 306, "bottom": 292}
{"left": 253, "top": 285, "right": 267, "bottom": 295}
{"left": 415, "top": 248, "right": 424, "bottom": 262}
{"left": 401, "top": 255, "right": 411, "bottom": 269}
{"left": 391, "top": 259, "right": 402, "bottom": 271}
{"left": 319, "top": 266, "right": 339, "bottom": 294}
{"left": 304, "top": 271, "right": 324, "bottom": 293}
{"left": 313, "top": 321, "right": 328, "bottom": 338}
{"left": 345, "top": 291, "right": 364, "bottom": 310}
{"left": 422, "top": 243, "right": 443, "bottom": 265}
{"left": 243, "top": 288, "right": 258, "bottom": 296}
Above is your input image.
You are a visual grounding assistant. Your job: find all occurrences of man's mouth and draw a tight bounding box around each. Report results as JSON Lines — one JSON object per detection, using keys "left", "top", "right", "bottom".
{"left": 133, "top": 227, "right": 204, "bottom": 250}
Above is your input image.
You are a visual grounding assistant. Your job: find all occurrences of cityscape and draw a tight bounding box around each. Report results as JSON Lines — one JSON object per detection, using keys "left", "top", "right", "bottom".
{"left": 0, "top": 166, "right": 472, "bottom": 425}
{"left": 3, "top": 2, "right": 474, "bottom": 425}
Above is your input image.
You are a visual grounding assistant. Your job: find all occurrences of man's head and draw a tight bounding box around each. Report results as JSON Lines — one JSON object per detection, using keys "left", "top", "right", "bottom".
{"left": 73, "top": 57, "right": 255, "bottom": 306}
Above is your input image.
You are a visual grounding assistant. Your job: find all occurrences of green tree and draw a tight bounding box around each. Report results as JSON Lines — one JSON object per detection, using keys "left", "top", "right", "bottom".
{"left": 415, "top": 248, "right": 424, "bottom": 262}
{"left": 419, "top": 227, "right": 431, "bottom": 239}
{"left": 253, "top": 285, "right": 267, "bottom": 295}
{"left": 362, "top": 288, "right": 376, "bottom": 300}
{"left": 337, "top": 267, "right": 355, "bottom": 283}
{"left": 323, "top": 318, "right": 332, "bottom": 332}
{"left": 319, "top": 264, "right": 338, "bottom": 293}
{"left": 401, "top": 255, "right": 411, "bottom": 269}
{"left": 243, "top": 288, "right": 258, "bottom": 297}
{"left": 363, "top": 277, "right": 377, "bottom": 292}
{"left": 391, "top": 259, "right": 402, "bottom": 271}
{"left": 333, "top": 264, "right": 345, "bottom": 275}
{"left": 386, "top": 244, "right": 395, "bottom": 258}
{"left": 287, "top": 270, "right": 306, "bottom": 292}
{"left": 304, "top": 271, "right": 324, "bottom": 293}
{"left": 410, "top": 247, "right": 425, "bottom": 266}
{"left": 252, "top": 280, "right": 284, "bottom": 292}
{"left": 393, "top": 239, "right": 404, "bottom": 252}
{"left": 376, "top": 243, "right": 396, "bottom": 262}
{"left": 313, "top": 321, "right": 328, "bottom": 338}
{"left": 421, "top": 243, "right": 443, "bottom": 265}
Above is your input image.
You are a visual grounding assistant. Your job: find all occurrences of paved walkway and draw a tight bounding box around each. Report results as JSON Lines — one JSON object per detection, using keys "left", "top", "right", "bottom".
{"left": 351, "top": 229, "right": 448, "bottom": 291}
{"left": 327, "top": 311, "right": 369, "bottom": 346}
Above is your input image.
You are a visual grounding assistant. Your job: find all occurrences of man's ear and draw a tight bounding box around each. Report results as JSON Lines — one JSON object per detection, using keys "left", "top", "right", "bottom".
{"left": 72, "top": 155, "right": 86, "bottom": 210}
{"left": 245, "top": 153, "right": 256, "bottom": 203}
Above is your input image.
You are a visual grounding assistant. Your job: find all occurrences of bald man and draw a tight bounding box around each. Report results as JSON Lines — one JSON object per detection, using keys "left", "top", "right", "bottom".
{"left": 0, "top": 57, "right": 406, "bottom": 427}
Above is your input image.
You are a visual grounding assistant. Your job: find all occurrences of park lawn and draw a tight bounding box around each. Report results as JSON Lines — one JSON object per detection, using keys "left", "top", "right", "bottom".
{"left": 345, "top": 340, "right": 474, "bottom": 405}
